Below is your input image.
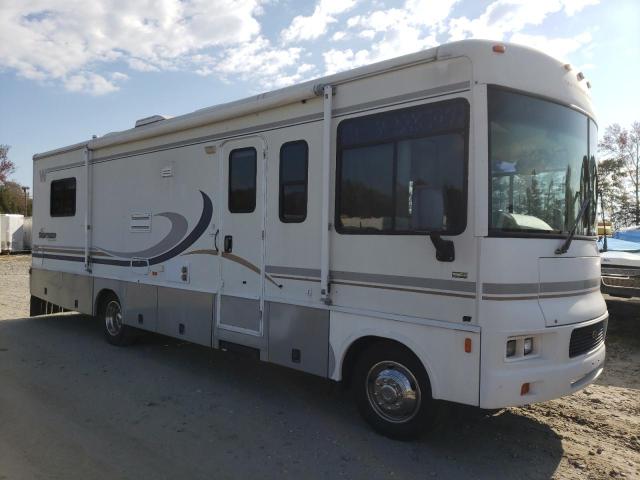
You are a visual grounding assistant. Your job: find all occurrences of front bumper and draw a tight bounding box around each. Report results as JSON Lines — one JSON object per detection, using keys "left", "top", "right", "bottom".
{"left": 480, "top": 312, "right": 607, "bottom": 409}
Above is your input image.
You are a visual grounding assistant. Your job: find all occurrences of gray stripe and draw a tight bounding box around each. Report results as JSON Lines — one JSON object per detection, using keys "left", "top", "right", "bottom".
{"left": 483, "top": 278, "right": 600, "bottom": 295}
{"left": 45, "top": 161, "right": 85, "bottom": 174}
{"left": 265, "top": 265, "right": 476, "bottom": 293}
{"left": 332, "top": 81, "right": 470, "bottom": 117}
{"left": 330, "top": 270, "right": 476, "bottom": 293}
{"left": 483, "top": 283, "right": 539, "bottom": 295}
{"left": 44, "top": 81, "right": 470, "bottom": 169}
{"left": 265, "top": 266, "right": 321, "bottom": 277}
{"left": 540, "top": 278, "right": 600, "bottom": 293}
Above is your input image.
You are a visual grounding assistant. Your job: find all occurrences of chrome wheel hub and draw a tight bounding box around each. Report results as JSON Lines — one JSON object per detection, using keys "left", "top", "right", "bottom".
{"left": 105, "top": 300, "right": 123, "bottom": 337}
{"left": 366, "top": 361, "right": 421, "bottom": 423}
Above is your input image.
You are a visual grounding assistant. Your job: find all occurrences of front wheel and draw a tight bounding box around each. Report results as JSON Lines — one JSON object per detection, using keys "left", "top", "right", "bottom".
{"left": 353, "top": 342, "right": 436, "bottom": 439}
{"left": 101, "top": 293, "right": 134, "bottom": 346}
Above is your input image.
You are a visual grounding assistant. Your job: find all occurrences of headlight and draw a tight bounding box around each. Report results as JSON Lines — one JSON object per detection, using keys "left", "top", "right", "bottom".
{"left": 524, "top": 337, "right": 534, "bottom": 355}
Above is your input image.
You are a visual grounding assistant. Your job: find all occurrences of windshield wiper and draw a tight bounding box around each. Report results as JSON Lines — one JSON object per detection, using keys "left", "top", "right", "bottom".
{"left": 555, "top": 197, "right": 590, "bottom": 255}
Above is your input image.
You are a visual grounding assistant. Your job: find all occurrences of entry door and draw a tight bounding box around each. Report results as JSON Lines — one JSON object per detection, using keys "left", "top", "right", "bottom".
{"left": 218, "top": 137, "right": 266, "bottom": 336}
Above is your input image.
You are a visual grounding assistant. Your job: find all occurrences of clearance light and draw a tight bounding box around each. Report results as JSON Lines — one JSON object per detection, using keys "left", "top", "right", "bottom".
{"left": 492, "top": 44, "right": 506, "bottom": 53}
{"left": 506, "top": 339, "right": 517, "bottom": 357}
{"left": 586, "top": 81, "right": 592, "bottom": 89}
{"left": 577, "top": 72, "right": 585, "bottom": 81}
{"left": 464, "top": 338, "right": 472, "bottom": 353}
{"left": 523, "top": 337, "right": 534, "bottom": 356}
{"left": 563, "top": 63, "right": 572, "bottom": 71}
{"left": 521, "top": 383, "right": 530, "bottom": 395}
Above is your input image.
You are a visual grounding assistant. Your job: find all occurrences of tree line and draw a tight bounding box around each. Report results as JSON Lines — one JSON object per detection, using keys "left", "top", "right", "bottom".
{"left": 0, "top": 145, "right": 32, "bottom": 216}
{"left": 598, "top": 122, "right": 640, "bottom": 230}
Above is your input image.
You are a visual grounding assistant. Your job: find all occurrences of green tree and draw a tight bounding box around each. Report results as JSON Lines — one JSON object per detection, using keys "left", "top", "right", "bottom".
{"left": 599, "top": 122, "right": 640, "bottom": 224}
{"left": 0, "top": 145, "right": 15, "bottom": 185}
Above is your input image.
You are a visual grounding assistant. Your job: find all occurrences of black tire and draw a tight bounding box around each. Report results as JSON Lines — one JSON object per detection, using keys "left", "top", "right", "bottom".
{"left": 100, "top": 293, "right": 135, "bottom": 346}
{"left": 353, "top": 342, "right": 436, "bottom": 440}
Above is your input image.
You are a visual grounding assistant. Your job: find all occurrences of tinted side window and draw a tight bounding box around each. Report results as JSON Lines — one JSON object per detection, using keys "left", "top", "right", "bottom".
{"left": 229, "top": 148, "right": 257, "bottom": 213}
{"left": 50, "top": 178, "right": 76, "bottom": 217}
{"left": 336, "top": 99, "right": 468, "bottom": 234}
{"left": 279, "top": 141, "right": 308, "bottom": 223}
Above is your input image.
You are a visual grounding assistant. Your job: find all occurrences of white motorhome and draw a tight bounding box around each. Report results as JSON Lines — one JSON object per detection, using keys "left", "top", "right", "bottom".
{"left": 30, "top": 40, "right": 607, "bottom": 438}
{"left": 0, "top": 213, "right": 25, "bottom": 253}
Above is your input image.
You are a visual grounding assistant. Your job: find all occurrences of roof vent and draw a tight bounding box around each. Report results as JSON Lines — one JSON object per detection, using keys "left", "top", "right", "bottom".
{"left": 135, "top": 115, "right": 168, "bottom": 128}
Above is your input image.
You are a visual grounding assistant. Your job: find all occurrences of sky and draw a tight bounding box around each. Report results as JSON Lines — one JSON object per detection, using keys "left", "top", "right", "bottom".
{"left": 1, "top": 0, "right": 639, "bottom": 189}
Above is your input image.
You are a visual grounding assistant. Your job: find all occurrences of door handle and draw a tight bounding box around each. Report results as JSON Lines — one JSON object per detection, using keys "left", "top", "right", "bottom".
{"left": 213, "top": 229, "right": 219, "bottom": 252}
{"left": 224, "top": 235, "right": 233, "bottom": 253}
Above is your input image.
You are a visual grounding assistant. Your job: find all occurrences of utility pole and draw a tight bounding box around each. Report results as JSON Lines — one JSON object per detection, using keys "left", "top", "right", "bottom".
{"left": 22, "top": 186, "right": 29, "bottom": 216}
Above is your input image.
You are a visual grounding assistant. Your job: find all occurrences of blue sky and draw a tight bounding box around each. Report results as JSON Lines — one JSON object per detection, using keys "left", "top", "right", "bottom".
{"left": 1, "top": 0, "right": 638, "bottom": 188}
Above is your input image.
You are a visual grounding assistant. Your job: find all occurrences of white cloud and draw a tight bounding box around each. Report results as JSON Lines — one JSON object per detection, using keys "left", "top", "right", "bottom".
{"left": 324, "top": 0, "right": 455, "bottom": 74}
{"left": 447, "top": 0, "right": 599, "bottom": 41}
{"left": 0, "top": 0, "right": 263, "bottom": 94}
{"left": 193, "top": 36, "right": 314, "bottom": 90}
{"left": 331, "top": 31, "right": 347, "bottom": 41}
{"left": 64, "top": 72, "right": 121, "bottom": 95}
{"left": 281, "top": 0, "right": 358, "bottom": 43}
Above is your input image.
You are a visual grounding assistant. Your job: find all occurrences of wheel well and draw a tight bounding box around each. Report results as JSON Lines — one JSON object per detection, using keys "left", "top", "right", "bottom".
{"left": 94, "top": 289, "right": 117, "bottom": 316}
{"left": 340, "top": 336, "right": 423, "bottom": 387}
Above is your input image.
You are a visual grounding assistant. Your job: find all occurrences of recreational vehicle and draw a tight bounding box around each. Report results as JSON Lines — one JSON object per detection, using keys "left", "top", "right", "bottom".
{"left": 0, "top": 213, "right": 25, "bottom": 253}
{"left": 30, "top": 40, "right": 607, "bottom": 438}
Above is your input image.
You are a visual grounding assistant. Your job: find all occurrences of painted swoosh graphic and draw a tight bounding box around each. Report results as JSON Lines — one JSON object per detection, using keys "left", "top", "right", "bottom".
{"left": 98, "top": 212, "right": 188, "bottom": 259}
{"left": 92, "top": 191, "right": 211, "bottom": 266}
{"left": 147, "top": 191, "right": 213, "bottom": 266}
{"left": 183, "top": 249, "right": 281, "bottom": 287}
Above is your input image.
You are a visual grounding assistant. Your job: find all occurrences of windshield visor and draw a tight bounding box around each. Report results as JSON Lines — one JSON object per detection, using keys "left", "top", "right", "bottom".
{"left": 488, "top": 87, "right": 597, "bottom": 236}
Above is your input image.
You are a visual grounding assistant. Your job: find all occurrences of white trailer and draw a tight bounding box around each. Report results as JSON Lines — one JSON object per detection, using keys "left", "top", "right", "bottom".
{"left": 0, "top": 213, "right": 25, "bottom": 253}
{"left": 30, "top": 40, "right": 607, "bottom": 438}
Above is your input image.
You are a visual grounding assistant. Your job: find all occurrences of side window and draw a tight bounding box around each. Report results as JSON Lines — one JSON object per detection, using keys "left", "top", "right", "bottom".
{"left": 336, "top": 99, "right": 468, "bottom": 234}
{"left": 279, "top": 140, "right": 308, "bottom": 223}
{"left": 50, "top": 177, "right": 76, "bottom": 217}
{"left": 229, "top": 147, "right": 257, "bottom": 213}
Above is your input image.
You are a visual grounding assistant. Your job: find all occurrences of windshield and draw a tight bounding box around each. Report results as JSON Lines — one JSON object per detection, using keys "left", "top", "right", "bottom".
{"left": 488, "top": 87, "right": 597, "bottom": 236}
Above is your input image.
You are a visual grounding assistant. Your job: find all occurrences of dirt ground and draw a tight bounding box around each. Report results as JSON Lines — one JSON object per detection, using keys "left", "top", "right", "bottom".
{"left": 0, "top": 254, "right": 638, "bottom": 480}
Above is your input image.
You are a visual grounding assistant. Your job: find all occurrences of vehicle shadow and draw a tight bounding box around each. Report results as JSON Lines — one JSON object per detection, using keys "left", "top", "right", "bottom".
{"left": 0, "top": 313, "right": 563, "bottom": 480}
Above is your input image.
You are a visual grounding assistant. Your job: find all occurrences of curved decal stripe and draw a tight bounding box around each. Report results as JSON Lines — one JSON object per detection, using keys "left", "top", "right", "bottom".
{"left": 182, "top": 249, "right": 280, "bottom": 287}
{"left": 98, "top": 212, "right": 188, "bottom": 259}
{"left": 147, "top": 191, "right": 213, "bottom": 266}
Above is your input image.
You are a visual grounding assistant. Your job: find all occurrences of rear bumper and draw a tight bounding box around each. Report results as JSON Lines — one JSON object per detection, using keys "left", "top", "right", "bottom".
{"left": 480, "top": 312, "right": 607, "bottom": 409}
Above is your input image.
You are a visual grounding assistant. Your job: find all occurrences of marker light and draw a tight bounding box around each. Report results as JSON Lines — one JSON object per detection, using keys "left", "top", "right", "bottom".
{"left": 464, "top": 338, "right": 472, "bottom": 353}
{"left": 563, "top": 63, "right": 573, "bottom": 71}
{"left": 506, "top": 339, "right": 517, "bottom": 357}
{"left": 521, "top": 383, "right": 530, "bottom": 395}
{"left": 577, "top": 72, "right": 585, "bottom": 81}
{"left": 492, "top": 44, "right": 506, "bottom": 53}
{"left": 524, "top": 337, "right": 534, "bottom": 355}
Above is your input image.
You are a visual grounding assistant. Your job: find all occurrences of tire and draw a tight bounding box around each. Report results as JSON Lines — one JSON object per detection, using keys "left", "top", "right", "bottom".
{"left": 353, "top": 342, "right": 436, "bottom": 440}
{"left": 100, "top": 293, "right": 135, "bottom": 346}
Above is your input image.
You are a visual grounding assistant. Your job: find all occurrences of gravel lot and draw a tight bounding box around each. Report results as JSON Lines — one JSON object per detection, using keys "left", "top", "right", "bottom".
{"left": 0, "top": 254, "right": 638, "bottom": 479}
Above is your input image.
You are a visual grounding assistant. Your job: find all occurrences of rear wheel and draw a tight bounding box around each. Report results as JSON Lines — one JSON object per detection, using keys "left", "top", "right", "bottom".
{"left": 101, "top": 293, "right": 134, "bottom": 346}
{"left": 353, "top": 342, "right": 436, "bottom": 439}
